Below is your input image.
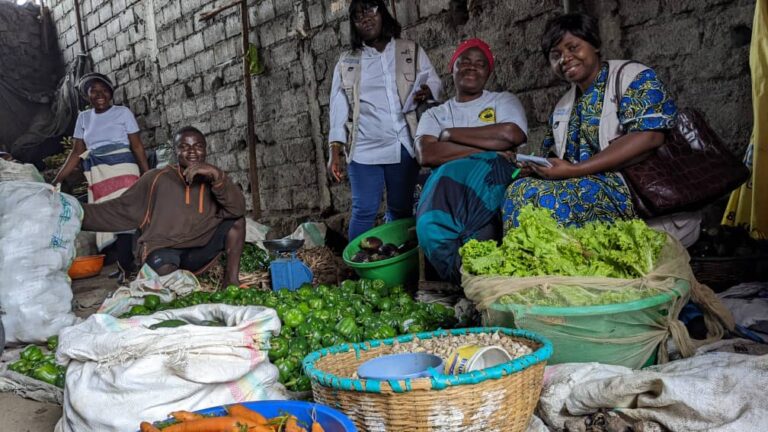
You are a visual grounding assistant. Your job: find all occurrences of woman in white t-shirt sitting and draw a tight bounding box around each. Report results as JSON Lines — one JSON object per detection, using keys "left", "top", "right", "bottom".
{"left": 54, "top": 72, "right": 149, "bottom": 281}
{"left": 415, "top": 39, "right": 528, "bottom": 283}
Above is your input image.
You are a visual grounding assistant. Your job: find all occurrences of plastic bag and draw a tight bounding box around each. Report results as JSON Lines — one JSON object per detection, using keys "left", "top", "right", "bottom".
{"left": 0, "top": 182, "right": 80, "bottom": 344}
{"left": 0, "top": 158, "right": 44, "bottom": 183}
{"left": 97, "top": 264, "right": 201, "bottom": 317}
{"left": 462, "top": 235, "right": 734, "bottom": 364}
{"left": 55, "top": 304, "right": 287, "bottom": 432}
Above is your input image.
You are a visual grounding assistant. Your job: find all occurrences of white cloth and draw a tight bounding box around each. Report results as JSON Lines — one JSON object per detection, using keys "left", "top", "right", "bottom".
{"left": 329, "top": 38, "right": 442, "bottom": 164}
{"left": 73, "top": 105, "right": 139, "bottom": 150}
{"left": 416, "top": 90, "right": 529, "bottom": 139}
{"left": 538, "top": 353, "right": 768, "bottom": 432}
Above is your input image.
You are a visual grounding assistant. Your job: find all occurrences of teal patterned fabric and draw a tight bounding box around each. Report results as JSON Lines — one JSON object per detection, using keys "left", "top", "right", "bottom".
{"left": 503, "top": 63, "right": 677, "bottom": 230}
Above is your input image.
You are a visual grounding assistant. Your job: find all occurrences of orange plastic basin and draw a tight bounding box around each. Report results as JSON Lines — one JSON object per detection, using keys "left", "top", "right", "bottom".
{"left": 68, "top": 254, "right": 105, "bottom": 280}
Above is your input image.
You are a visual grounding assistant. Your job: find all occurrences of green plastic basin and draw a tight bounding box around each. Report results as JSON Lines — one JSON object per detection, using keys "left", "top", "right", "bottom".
{"left": 486, "top": 279, "right": 690, "bottom": 369}
{"left": 343, "top": 218, "right": 419, "bottom": 287}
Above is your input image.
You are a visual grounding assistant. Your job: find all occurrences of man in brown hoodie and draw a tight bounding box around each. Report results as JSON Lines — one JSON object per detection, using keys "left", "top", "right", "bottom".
{"left": 82, "top": 126, "right": 246, "bottom": 286}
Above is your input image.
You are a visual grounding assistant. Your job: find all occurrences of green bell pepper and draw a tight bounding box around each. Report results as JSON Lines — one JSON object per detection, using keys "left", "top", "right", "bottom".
{"left": 20, "top": 346, "right": 44, "bottom": 363}
{"left": 282, "top": 309, "right": 304, "bottom": 328}
{"left": 143, "top": 294, "right": 161, "bottom": 310}
{"left": 335, "top": 317, "right": 359, "bottom": 339}
{"left": 46, "top": 335, "right": 59, "bottom": 352}
{"left": 268, "top": 336, "right": 289, "bottom": 361}
{"left": 32, "top": 363, "right": 59, "bottom": 386}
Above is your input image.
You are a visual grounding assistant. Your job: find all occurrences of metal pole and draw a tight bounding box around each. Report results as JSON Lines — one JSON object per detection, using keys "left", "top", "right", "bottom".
{"left": 240, "top": 0, "right": 261, "bottom": 220}
{"left": 73, "top": 0, "right": 86, "bottom": 53}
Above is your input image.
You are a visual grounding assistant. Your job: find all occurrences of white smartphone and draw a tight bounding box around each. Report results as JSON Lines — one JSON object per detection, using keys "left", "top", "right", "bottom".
{"left": 516, "top": 154, "right": 553, "bottom": 168}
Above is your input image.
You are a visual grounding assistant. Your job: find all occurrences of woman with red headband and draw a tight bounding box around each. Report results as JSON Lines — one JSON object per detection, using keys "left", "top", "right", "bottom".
{"left": 415, "top": 38, "right": 528, "bottom": 283}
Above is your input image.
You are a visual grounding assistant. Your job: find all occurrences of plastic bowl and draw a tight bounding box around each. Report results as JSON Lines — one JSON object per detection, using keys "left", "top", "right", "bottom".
{"left": 342, "top": 218, "right": 419, "bottom": 287}
{"left": 141, "top": 400, "right": 356, "bottom": 432}
{"left": 357, "top": 352, "right": 444, "bottom": 380}
{"left": 67, "top": 254, "right": 105, "bottom": 280}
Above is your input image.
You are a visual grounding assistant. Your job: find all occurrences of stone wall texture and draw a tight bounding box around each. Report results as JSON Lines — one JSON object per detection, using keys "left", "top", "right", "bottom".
{"left": 0, "top": 2, "right": 62, "bottom": 151}
{"left": 45, "top": 0, "right": 756, "bottom": 235}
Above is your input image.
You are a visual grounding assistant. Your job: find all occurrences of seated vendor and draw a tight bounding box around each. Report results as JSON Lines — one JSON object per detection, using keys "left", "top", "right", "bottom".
{"left": 415, "top": 38, "right": 528, "bottom": 283}
{"left": 502, "top": 13, "right": 682, "bottom": 234}
{"left": 81, "top": 126, "right": 246, "bottom": 286}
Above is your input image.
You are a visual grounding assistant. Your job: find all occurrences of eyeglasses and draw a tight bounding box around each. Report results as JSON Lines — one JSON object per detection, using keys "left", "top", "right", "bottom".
{"left": 352, "top": 5, "right": 378, "bottom": 23}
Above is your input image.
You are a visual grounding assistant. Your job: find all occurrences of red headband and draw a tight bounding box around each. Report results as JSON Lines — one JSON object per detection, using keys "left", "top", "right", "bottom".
{"left": 449, "top": 38, "right": 494, "bottom": 73}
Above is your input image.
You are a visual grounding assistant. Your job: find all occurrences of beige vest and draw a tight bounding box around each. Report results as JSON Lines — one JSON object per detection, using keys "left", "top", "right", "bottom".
{"left": 551, "top": 60, "right": 650, "bottom": 158}
{"left": 550, "top": 60, "right": 702, "bottom": 244}
{"left": 338, "top": 39, "right": 420, "bottom": 162}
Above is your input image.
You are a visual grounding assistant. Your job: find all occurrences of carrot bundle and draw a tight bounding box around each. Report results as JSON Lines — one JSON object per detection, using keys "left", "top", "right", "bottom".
{"left": 139, "top": 404, "right": 325, "bottom": 432}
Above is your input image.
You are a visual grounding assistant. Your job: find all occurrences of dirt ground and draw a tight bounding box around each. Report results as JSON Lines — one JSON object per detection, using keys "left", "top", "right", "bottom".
{"left": 1, "top": 263, "right": 120, "bottom": 432}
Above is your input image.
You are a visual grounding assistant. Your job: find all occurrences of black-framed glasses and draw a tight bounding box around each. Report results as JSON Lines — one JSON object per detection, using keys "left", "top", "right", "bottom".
{"left": 352, "top": 5, "right": 379, "bottom": 23}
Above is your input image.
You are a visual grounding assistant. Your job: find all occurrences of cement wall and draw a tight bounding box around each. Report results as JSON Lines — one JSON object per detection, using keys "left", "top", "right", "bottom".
{"left": 0, "top": 1, "right": 62, "bottom": 155}
{"left": 46, "top": 0, "right": 756, "bottom": 235}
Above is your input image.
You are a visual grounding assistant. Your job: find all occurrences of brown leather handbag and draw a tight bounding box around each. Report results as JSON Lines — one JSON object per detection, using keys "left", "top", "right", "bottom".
{"left": 615, "top": 62, "right": 750, "bottom": 218}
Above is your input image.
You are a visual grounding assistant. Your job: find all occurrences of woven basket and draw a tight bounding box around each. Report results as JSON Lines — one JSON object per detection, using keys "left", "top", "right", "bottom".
{"left": 690, "top": 254, "right": 768, "bottom": 292}
{"left": 304, "top": 327, "right": 552, "bottom": 432}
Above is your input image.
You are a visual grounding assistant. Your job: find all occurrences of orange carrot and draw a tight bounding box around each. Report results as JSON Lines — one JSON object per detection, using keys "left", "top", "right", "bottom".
{"left": 310, "top": 422, "right": 325, "bottom": 432}
{"left": 161, "top": 416, "right": 271, "bottom": 432}
{"left": 139, "top": 421, "right": 161, "bottom": 432}
{"left": 283, "top": 416, "right": 306, "bottom": 432}
{"left": 227, "top": 404, "right": 269, "bottom": 425}
{"left": 170, "top": 411, "right": 205, "bottom": 422}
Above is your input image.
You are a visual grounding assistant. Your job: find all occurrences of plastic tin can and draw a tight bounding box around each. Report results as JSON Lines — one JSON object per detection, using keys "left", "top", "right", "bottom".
{"left": 444, "top": 345, "right": 512, "bottom": 374}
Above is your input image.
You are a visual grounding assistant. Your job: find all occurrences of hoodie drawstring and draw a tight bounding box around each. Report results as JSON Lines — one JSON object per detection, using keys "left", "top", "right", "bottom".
{"left": 198, "top": 184, "right": 205, "bottom": 214}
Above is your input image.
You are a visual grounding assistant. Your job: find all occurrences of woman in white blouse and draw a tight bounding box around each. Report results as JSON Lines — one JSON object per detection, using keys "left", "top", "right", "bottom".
{"left": 327, "top": 0, "right": 442, "bottom": 241}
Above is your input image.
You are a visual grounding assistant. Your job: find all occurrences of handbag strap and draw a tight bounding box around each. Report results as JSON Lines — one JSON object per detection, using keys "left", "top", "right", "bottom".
{"left": 613, "top": 60, "right": 642, "bottom": 133}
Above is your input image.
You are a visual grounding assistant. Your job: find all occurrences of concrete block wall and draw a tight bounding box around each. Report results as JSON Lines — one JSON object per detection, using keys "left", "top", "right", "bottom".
{"left": 46, "top": 0, "right": 756, "bottom": 235}
{"left": 0, "top": 2, "right": 62, "bottom": 149}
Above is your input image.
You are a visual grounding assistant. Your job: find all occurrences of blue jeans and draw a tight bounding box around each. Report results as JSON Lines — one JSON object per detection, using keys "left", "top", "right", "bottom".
{"left": 347, "top": 146, "right": 419, "bottom": 241}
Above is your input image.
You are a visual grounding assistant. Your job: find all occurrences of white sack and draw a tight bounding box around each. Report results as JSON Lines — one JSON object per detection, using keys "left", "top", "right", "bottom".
{"left": 0, "top": 182, "right": 80, "bottom": 344}
{"left": 538, "top": 353, "right": 768, "bottom": 431}
{"left": 56, "top": 304, "right": 287, "bottom": 432}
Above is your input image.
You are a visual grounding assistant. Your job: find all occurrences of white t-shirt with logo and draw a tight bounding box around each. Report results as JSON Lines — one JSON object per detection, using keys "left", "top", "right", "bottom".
{"left": 416, "top": 90, "right": 528, "bottom": 140}
{"left": 73, "top": 105, "right": 140, "bottom": 151}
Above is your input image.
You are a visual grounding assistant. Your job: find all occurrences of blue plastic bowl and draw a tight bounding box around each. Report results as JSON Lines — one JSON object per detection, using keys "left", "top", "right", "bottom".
{"left": 357, "top": 352, "right": 444, "bottom": 380}
{"left": 141, "top": 400, "right": 356, "bottom": 432}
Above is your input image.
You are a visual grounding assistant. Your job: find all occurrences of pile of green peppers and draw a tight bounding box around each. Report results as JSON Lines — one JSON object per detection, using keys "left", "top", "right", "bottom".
{"left": 122, "top": 279, "right": 458, "bottom": 392}
{"left": 8, "top": 336, "right": 66, "bottom": 388}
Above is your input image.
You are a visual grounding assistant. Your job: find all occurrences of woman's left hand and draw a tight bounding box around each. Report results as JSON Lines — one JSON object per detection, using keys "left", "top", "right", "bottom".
{"left": 529, "top": 158, "right": 581, "bottom": 180}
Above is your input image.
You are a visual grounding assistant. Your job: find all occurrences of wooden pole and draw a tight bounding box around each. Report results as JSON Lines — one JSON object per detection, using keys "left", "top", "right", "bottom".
{"left": 240, "top": 0, "right": 261, "bottom": 220}
{"left": 72, "top": 0, "right": 86, "bottom": 53}
{"left": 390, "top": 0, "right": 397, "bottom": 20}
{"left": 199, "top": 0, "right": 261, "bottom": 219}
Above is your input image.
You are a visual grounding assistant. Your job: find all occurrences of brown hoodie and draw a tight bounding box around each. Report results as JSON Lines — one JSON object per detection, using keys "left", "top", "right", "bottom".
{"left": 82, "top": 165, "right": 246, "bottom": 262}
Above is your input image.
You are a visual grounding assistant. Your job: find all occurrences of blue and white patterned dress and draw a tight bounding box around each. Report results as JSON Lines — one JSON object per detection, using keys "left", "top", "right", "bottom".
{"left": 502, "top": 63, "right": 678, "bottom": 231}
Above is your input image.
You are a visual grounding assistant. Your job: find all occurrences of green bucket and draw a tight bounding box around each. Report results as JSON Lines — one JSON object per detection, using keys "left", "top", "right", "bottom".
{"left": 485, "top": 279, "right": 690, "bottom": 369}
{"left": 342, "top": 218, "right": 419, "bottom": 288}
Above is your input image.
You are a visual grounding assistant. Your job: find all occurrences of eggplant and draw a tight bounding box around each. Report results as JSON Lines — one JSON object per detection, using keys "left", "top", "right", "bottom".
{"left": 351, "top": 251, "right": 371, "bottom": 263}
{"left": 379, "top": 243, "right": 398, "bottom": 257}
{"left": 360, "top": 236, "right": 383, "bottom": 253}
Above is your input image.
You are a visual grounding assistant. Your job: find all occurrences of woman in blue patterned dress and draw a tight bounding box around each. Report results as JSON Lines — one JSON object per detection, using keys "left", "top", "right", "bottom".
{"left": 502, "top": 13, "right": 678, "bottom": 230}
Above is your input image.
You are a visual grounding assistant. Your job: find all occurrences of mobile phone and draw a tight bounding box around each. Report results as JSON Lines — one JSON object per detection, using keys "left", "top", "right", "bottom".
{"left": 516, "top": 154, "right": 553, "bottom": 168}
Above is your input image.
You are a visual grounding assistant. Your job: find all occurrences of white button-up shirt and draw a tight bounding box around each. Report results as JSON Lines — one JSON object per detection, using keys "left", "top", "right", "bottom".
{"left": 329, "top": 38, "right": 442, "bottom": 165}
